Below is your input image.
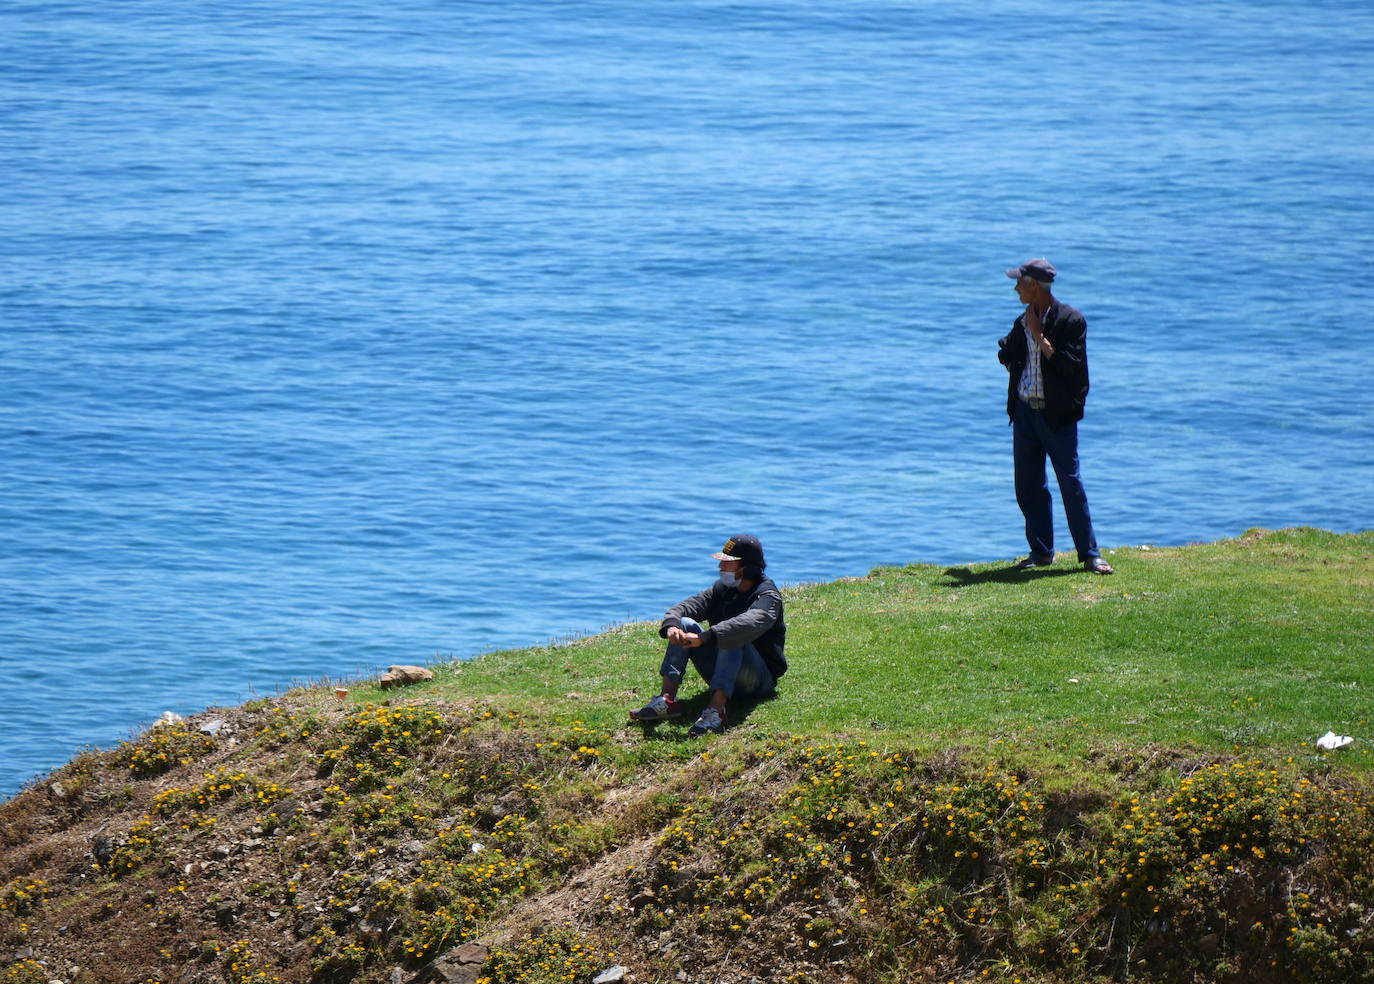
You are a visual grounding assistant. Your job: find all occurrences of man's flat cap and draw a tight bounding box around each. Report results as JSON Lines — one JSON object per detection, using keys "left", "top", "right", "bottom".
{"left": 1005, "top": 257, "right": 1056, "bottom": 283}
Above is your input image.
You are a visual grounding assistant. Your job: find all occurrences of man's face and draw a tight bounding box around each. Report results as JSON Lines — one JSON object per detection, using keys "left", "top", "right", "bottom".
{"left": 718, "top": 558, "right": 743, "bottom": 579}
{"left": 1014, "top": 276, "right": 1041, "bottom": 305}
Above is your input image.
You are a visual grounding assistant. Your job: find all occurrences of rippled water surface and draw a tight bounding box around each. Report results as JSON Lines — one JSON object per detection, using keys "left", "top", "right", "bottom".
{"left": 3, "top": 0, "right": 1373, "bottom": 795}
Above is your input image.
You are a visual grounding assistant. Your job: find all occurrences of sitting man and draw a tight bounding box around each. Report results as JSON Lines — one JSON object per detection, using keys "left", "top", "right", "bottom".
{"left": 630, "top": 534, "right": 787, "bottom": 737}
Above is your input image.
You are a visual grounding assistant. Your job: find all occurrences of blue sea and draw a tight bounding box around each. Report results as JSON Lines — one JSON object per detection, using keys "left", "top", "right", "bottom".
{"left": 3, "top": 0, "right": 1372, "bottom": 797}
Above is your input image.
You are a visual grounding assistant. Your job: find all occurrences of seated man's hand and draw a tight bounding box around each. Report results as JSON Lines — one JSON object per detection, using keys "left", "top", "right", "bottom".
{"left": 667, "top": 626, "right": 704, "bottom": 647}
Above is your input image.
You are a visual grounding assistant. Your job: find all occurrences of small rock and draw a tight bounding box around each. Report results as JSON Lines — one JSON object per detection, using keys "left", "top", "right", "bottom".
{"left": 199, "top": 718, "right": 226, "bottom": 736}
{"left": 379, "top": 665, "right": 435, "bottom": 690}
{"left": 593, "top": 967, "right": 628, "bottom": 984}
{"left": 413, "top": 941, "right": 488, "bottom": 983}
{"left": 399, "top": 839, "right": 427, "bottom": 860}
{"left": 213, "top": 901, "right": 239, "bottom": 927}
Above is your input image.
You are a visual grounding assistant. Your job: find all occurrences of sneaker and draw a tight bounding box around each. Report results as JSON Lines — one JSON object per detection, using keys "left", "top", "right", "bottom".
{"left": 629, "top": 695, "right": 680, "bottom": 722}
{"left": 688, "top": 706, "right": 726, "bottom": 738}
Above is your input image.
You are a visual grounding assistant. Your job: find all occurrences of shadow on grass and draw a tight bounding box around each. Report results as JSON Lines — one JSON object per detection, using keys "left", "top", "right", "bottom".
{"left": 938, "top": 564, "right": 1084, "bottom": 587}
{"left": 632, "top": 689, "right": 778, "bottom": 742}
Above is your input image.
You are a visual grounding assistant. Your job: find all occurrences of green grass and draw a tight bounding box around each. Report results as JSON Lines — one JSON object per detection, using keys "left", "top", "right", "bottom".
{"left": 376, "top": 526, "right": 1374, "bottom": 769}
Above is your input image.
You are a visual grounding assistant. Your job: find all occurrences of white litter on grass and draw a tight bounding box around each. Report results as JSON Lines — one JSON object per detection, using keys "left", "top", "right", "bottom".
{"left": 1316, "top": 731, "right": 1354, "bottom": 750}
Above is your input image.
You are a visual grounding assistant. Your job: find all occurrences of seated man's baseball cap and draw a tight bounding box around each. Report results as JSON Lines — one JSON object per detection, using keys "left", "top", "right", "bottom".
{"left": 712, "top": 534, "right": 766, "bottom": 571}
{"left": 1005, "top": 257, "right": 1056, "bottom": 283}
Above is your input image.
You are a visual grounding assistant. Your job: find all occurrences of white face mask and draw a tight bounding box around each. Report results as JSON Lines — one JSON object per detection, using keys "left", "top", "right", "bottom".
{"left": 719, "top": 570, "right": 739, "bottom": 588}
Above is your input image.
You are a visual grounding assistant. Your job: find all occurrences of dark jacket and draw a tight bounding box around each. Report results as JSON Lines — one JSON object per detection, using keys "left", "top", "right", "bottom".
{"left": 659, "top": 576, "right": 787, "bottom": 680}
{"left": 997, "top": 297, "right": 1090, "bottom": 431}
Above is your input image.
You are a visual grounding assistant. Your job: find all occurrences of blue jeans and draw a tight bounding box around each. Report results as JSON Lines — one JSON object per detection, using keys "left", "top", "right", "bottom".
{"left": 660, "top": 618, "right": 775, "bottom": 699}
{"left": 1012, "top": 399, "right": 1101, "bottom": 562}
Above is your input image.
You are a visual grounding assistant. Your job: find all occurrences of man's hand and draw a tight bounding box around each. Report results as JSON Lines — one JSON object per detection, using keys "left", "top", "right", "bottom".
{"left": 667, "top": 626, "right": 704, "bottom": 648}
{"left": 1024, "top": 304, "right": 1053, "bottom": 356}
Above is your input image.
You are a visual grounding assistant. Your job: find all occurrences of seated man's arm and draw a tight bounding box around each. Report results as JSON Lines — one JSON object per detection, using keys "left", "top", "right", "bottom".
{"left": 660, "top": 585, "right": 718, "bottom": 638}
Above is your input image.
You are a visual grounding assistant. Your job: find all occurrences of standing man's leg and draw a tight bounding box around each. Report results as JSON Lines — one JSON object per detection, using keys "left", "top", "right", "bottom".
{"left": 1041, "top": 419, "right": 1104, "bottom": 565}
{"left": 1012, "top": 400, "right": 1055, "bottom": 562}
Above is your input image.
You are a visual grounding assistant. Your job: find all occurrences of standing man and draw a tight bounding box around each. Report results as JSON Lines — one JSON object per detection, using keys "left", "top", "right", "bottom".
{"left": 997, "top": 258, "right": 1113, "bottom": 575}
{"left": 629, "top": 534, "right": 787, "bottom": 736}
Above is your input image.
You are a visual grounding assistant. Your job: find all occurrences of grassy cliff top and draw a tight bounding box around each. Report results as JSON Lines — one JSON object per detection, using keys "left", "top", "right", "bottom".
{"left": 439, "top": 525, "right": 1373, "bottom": 769}
{"left": 2, "top": 527, "right": 1371, "bottom": 984}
